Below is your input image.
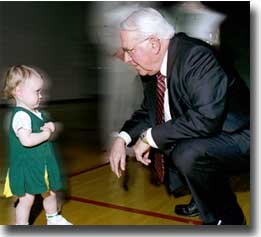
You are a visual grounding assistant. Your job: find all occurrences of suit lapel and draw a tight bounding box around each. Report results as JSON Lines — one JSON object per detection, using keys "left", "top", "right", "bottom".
{"left": 142, "top": 75, "right": 157, "bottom": 126}
{"left": 167, "top": 35, "right": 179, "bottom": 80}
{"left": 166, "top": 34, "right": 186, "bottom": 117}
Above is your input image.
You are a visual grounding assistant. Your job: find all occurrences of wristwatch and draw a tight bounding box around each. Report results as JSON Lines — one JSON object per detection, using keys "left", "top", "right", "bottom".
{"left": 139, "top": 130, "right": 149, "bottom": 145}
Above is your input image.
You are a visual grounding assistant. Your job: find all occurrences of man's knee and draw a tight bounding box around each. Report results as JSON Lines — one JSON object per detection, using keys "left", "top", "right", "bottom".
{"left": 171, "top": 140, "right": 208, "bottom": 175}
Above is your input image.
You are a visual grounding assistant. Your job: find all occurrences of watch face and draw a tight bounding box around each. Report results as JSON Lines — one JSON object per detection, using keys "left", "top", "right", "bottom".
{"left": 140, "top": 131, "right": 146, "bottom": 139}
{"left": 140, "top": 131, "right": 149, "bottom": 145}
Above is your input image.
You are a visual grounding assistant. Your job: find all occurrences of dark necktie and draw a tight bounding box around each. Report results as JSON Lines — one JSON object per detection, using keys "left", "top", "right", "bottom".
{"left": 156, "top": 72, "right": 166, "bottom": 124}
{"left": 152, "top": 72, "right": 166, "bottom": 184}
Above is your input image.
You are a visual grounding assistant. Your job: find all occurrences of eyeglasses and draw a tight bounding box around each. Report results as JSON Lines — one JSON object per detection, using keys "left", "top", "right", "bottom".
{"left": 122, "top": 38, "right": 149, "bottom": 57}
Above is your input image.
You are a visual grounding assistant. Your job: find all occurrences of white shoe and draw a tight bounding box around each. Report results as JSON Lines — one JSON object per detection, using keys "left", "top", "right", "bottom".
{"left": 47, "top": 215, "right": 72, "bottom": 225}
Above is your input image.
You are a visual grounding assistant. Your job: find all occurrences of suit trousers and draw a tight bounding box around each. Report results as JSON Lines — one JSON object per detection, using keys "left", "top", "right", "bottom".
{"left": 169, "top": 129, "right": 250, "bottom": 223}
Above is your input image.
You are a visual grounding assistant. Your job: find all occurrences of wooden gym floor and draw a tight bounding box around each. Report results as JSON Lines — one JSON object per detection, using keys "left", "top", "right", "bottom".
{"left": 0, "top": 101, "right": 250, "bottom": 225}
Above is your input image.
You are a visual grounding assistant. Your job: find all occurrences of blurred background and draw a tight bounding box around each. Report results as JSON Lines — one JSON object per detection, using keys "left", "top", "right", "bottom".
{"left": 0, "top": 1, "right": 250, "bottom": 225}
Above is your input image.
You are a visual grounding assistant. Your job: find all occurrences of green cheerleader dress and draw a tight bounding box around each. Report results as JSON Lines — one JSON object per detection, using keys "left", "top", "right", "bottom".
{"left": 3, "top": 106, "right": 64, "bottom": 197}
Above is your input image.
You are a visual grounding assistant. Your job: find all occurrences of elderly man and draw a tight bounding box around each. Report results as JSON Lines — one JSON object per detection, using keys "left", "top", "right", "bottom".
{"left": 109, "top": 7, "right": 249, "bottom": 225}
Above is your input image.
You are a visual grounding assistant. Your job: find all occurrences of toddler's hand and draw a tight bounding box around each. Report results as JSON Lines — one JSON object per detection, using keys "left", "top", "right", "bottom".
{"left": 40, "top": 126, "right": 52, "bottom": 139}
{"left": 41, "top": 122, "right": 55, "bottom": 133}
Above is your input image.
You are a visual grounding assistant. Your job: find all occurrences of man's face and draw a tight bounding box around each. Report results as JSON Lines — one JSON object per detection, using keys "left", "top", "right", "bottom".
{"left": 120, "top": 31, "right": 158, "bottom": 76}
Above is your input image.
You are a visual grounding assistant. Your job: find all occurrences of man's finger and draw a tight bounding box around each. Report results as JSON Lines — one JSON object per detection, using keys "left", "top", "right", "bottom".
{"left": 117, "top": 169, "right": 122, "bottom": 178}
{"left": 109, "top": 155, "right": 115, "bottom": 173}
{"left": 120, "top": 155, "right": 126, "bottom": 171}
{"left": 142, "top": 157, "right": 151, "bottom": 166}
{"left": 137, "top": 154, "right": 148, "bottom": 165}
{"left": 143, "top": 150, "right": 150, "bottom": 160}
{"left": 113, "top": 156, "right": 120, "bottom": 178}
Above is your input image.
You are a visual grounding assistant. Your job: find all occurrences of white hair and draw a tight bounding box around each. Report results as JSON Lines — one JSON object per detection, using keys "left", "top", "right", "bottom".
{"left": 120, "top": 7, "right": 175, "bottom": 40}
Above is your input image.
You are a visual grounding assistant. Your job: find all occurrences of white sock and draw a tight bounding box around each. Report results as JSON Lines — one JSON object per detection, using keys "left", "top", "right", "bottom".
{"left": 46, "top": 212, "right": 58, "bottom": 219}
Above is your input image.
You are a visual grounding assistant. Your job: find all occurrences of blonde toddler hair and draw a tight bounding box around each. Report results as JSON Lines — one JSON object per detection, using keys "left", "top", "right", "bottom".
{"left": 2, "top": 65, "right": 42, "bottom": 99}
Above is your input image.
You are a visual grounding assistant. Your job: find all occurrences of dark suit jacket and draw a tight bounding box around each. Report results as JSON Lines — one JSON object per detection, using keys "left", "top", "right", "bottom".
{"left": 121, "top": 33, "right": 250, "bottom": 152}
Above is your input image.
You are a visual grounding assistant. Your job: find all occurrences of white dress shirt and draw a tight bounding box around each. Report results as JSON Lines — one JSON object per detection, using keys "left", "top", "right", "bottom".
{"left": 118, "top": 50, "right": 172, "bottom": 148}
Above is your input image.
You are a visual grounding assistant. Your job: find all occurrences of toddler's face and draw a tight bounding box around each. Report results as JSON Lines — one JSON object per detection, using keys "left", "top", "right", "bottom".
{"left": 16, "top": 75, "right": 43, "bottom": 110}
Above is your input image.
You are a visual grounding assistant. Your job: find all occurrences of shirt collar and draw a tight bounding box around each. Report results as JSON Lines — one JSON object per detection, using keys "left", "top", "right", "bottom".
{"left": 160, "top": 50, "right": 168, "bottom": 77}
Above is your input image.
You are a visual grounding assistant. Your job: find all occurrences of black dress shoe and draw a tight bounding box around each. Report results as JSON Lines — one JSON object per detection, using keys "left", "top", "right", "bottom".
{"left": 174, "top": 198, "right": 200, "bottom": 217}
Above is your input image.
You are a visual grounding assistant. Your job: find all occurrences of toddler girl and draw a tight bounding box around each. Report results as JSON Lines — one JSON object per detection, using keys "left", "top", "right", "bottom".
{"left": 2, "top": 65, "right": 72, "bottom": 225}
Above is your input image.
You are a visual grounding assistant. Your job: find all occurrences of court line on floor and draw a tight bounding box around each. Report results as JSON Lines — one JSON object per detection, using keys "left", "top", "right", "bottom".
{"left": 68, "top": 195, "right": 202, "bottom": 225}
{"left": 68, "top": 162, "right": 202, "bottom": 225}
{"left": 69, "top": 162, "right": 109, "bottom": 178}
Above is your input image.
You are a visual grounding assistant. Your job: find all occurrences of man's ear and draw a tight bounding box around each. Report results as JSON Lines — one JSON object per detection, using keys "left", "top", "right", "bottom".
{"left": 149, "top": 36, "right": 161, "bottom": 54}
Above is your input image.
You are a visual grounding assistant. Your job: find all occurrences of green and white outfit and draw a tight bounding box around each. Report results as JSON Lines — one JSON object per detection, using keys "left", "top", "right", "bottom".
{"left": 3, "top": 106, "right": 64, "bottom": 197}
